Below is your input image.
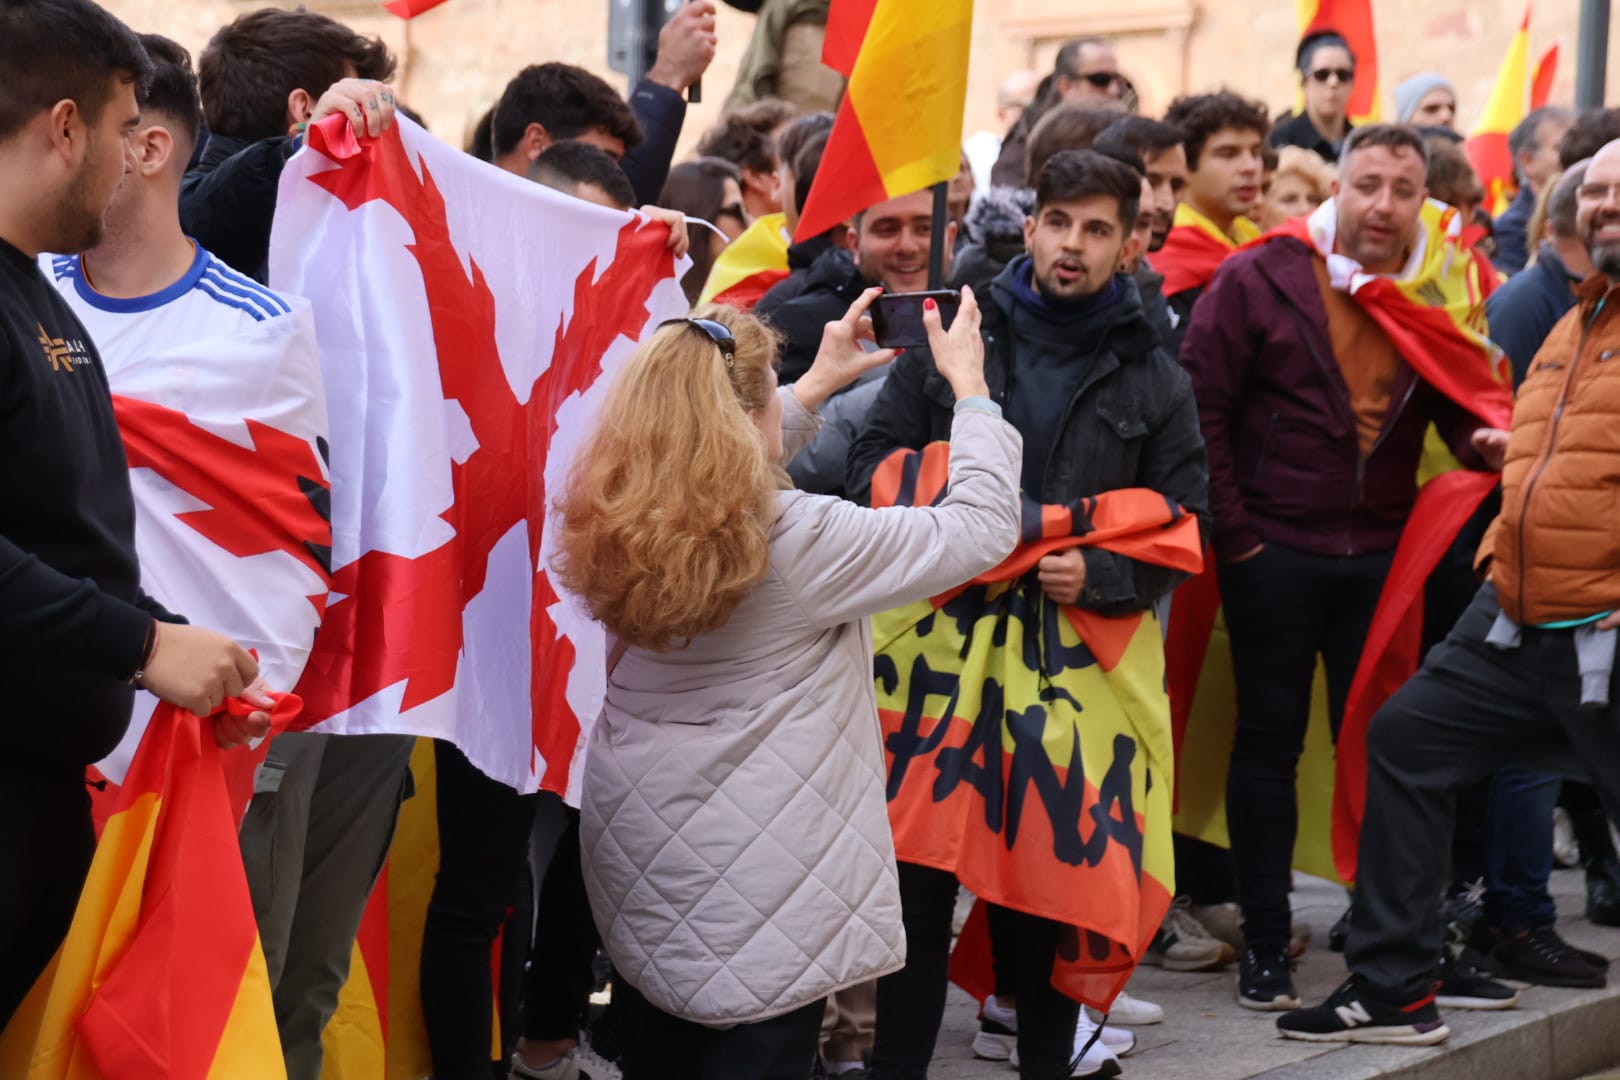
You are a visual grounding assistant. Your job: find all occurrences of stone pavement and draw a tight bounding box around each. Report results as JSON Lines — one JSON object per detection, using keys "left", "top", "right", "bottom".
{"left": 923, "top": 870, "right": 1620, "bottom": 1080}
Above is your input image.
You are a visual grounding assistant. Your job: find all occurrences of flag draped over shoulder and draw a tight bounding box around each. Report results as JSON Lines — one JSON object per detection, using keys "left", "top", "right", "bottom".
{"left": 268, "top": 116, "right": 689, "bottom": 801}
{"left": 793, "top": 0, "right": 973, "bottom": 242}
{"left": 698, "top": 211, "right": 790, "bottom": 308}
{"left": 0, "top": 696, "right": 303, "bottom": 1080}
{"left": 1168, "top": 200, "right": 1510, "bottom": 883}
{"left": 871, "top": 443, "right": 1202, "bottom": 1009}
{"left": 1298, "top": 0, "right": 1381, "bottom": 122}
{"left": 1157, "top": 203, "right": 1259, "bottom": 299}
{"left": 1467, "top": 8, "right": 1533, "bottom": 218}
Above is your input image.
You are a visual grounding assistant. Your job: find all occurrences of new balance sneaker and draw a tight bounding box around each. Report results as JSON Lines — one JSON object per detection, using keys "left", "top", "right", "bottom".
{"left": 973, "top": 995, "right": 1136, "bottom": 1060}
{"left": 1088, "top": 990, "right": 1164, "bottom": 1026}
{"left": 1144, "top": 897, "right": 1236, "bottom": 971}
{"left": 1237, "top": 944, "right": 1300, "bottom": 1011}
{"left": 1492, "top": 925, "right": 1608, "bottom": 988}
{"left": 1437, "top": 947, "right": 1520, "bottom": 1010}
{"left": 1278, "top": 978, "right": 1449, "bottom": 1046}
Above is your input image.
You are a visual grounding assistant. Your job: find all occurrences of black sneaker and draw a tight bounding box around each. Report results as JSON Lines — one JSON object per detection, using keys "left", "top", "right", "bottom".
{"left": 1492, "top": 925, "right": 1608, "bottom": 988}
{"left": 1278, "top": 978, "right": 1450, "bottom": 1045}
{"left": 1238, "top": 944, "right": 1300, "bottom": 1011}
{"left": 1437, "top": 947, "right": 1520, "bottom": 1010}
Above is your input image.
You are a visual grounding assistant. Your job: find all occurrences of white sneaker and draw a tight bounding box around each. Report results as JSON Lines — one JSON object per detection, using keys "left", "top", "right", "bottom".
{"left": 983, "top": 995, "right": 1128, "bottom": 1075}
{"left": 1088, "top": 990, "right": 1164, "bottom": 1026}
{"left": 1143, "top": 896, "right": 1236, "bottom": 971}
{"left": 510, "top": 1037, "right": 621, "bottom": 1080}
{"left": 969, "top": 994, "right": 1017, "bottom": 1060}
{"left": 1080, "top": 1007, "right": 1136, "bottom": 1058}
{"left": 1009, "top": 1017, "right": 1124, "bottom": 1078}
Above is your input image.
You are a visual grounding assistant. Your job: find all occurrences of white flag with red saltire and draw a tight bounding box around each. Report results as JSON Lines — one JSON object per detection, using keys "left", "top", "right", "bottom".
{"left": 268, "top": 116, "right": 689, "bottom": 800}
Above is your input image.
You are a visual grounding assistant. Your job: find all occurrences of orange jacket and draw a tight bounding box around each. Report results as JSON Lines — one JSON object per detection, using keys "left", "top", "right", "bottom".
{"left": 1481, "top": 274, "right": 1620, "bottom": 625}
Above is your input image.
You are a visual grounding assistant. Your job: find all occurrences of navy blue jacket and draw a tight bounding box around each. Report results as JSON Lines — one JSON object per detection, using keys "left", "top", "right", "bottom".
{"left": 1485, "top": 242, "right": 1580, "bottom": 385}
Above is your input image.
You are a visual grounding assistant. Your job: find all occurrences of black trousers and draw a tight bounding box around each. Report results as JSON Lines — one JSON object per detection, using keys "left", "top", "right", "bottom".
{"left": 420, "top": 740, "right": 540, "bottom": 1080}
{"left": 872, "top": 862, "right": 1079, "bottom": 1080}
{"left": 0, "top": 771, "right": 96, "bottom": 1029}
{"left": 620, "top": 993, "right": 824, "bottom": 1080}
{"left": 1218, "top": 543, "right": 1392, "bottom": 948}
{"left": 1347, "top": 583, "right": 1620, "bottom": 1000}
{"left": 523, "top": 806, "right": 601, "bottom": 1042}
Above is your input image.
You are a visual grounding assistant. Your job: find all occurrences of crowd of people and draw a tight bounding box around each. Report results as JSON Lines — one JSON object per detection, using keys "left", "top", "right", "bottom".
{"left": 5, "top": 0, "right": 1620, "bottom": 1078}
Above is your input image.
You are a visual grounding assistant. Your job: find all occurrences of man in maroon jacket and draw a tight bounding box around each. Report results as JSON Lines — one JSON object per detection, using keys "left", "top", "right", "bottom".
{"left": 1178, "top": 124, "right": 1488, "bottom": 1012}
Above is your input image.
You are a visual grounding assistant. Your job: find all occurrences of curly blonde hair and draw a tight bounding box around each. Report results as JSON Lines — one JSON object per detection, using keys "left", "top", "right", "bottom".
{"left": 552, "top": 305, "right": 783, "bottom": 651}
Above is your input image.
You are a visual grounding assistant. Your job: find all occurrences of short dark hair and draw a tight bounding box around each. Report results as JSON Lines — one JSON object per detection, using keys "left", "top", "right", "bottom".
{"left": 1094, "top": 116, "right": 1185, "bottom": 162}
{"left": 777, "top": 111, "right": 833, "bottom": 178}
{"left": 1025, "top": 101, "right": 1129, "bottom": 183}
{"left": 136, "top": 34, "right": 201, "bottom": 150}
{"left": 1296, "top": 30, "right": 1355, "bottom": 74}
{"left": 791, "top": 129, "right": 830, "bottom": 215}
{"left": 1558, "top": 108, "right": 1620, "bottom": 169}
{"left": 198, "top": 8, "right": 394, "bottom": 142}
{"left": 466, "top": 106, "right": 494, "bottom": 161}
{"left": 696, "top": 113, "right": 775, "bottom": 175}
{"left": 1033, "top": 148, "right": 1141, "bottom": 229}
{"left": 1510, "top": 105, "right": 1575, "bottom": 166}
{"left": 1423, "top": 135, "right": 1482, "bottom": 210}
{"left": 0, "top": 0, "right": 153, "bottom": 142}
{"left": 1163, "top": 91, "right": 1271, "bottom": 171}
{"left": 492, "top": 63, "right": 641, "bottom": 162}
{"left": 1054, "top": 36, "right": 1110, "bottom": 77}
{"left": 1343, "top": 123, "right": 1431, "bottom": 170}
{"left": 730, "top": 96, "right": 798, "bottom": 136}
{"left": 528, "top": 140, "right": 636, "bottom": 209}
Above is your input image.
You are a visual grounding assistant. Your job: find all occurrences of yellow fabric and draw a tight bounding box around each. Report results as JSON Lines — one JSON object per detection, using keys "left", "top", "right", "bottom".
{"left": 1472, "top": 17, "right": 1531, "bottom": 217}
{"left": 845, "top": 0, "right": 972, "bottom": 199}
{"left": 697, "top": 213, "right": 790, "bottom": 304}
{"left": 1173, "top": 202, "right": 1260, "bottom": 248}
{"left": 207, "top": 942, "right": 285, "bottom": 1080}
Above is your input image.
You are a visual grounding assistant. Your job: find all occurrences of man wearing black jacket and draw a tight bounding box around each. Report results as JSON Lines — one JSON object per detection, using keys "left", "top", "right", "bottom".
{"left": 0, "top": 0, "right": 271, "bottom": 1028}
{"left": 848, "top": 150, "right": 1209, "bottom": 1078}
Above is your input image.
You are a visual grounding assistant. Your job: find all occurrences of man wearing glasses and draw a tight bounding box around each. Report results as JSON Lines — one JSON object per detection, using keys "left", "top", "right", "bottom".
{"left": 991, "top": 37, "right": 1132, "bottom": 187}
{"left": 1269, "top": 30, "right": 1356, "bottom": 164}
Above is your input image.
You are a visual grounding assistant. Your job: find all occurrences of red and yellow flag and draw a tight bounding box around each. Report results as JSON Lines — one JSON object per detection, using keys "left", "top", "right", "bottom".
{"left": 698, "top": 212, "right": 791, "bottom": 309}
{"left": 793, "top": 0, "right": 973, "bottom": 242}
{"left": 0, "top": 697, "right": 302, "bottom": 1080}
{"left": 872, "top": 449, "right": 1202, "bottom": 1009}
{"left": 1531, "top": 40, "right": 1560, "bottom": 109}
{"left": 1298, "top": 0, "right": 1381, "bottom": 123}
{"left": 1158, "top": 203, "right": 1260, "bottom": 299}
{"left": 1467, "top": 8, "right": 1534, "bottom": 218}
{"left": 383, "top": 0, "right": 450, "bottom": 17}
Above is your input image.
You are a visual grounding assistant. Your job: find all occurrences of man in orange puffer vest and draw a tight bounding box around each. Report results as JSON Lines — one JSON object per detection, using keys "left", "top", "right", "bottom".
{"left": 1279, "top": 137, "right": 1620, "bottom": 1048}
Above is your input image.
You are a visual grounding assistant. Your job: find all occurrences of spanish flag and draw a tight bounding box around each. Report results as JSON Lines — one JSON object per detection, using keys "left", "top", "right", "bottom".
{"left": 698, "top": 211, "right": 791, "bottom": 309}
{"left": 1298, "top": 0, "right": 1381, "bottom": 123}
{"left": 1157, "top": 203, "right": 1260, "bottom": 299}
{"left": 792, "top": 0, "right": 973, "bottom": 242}
{"left": 1467, "top": 7, "right": 1533, "bottom": 218}
{"left": 0, "top": 697, "right": 301, "bottom": 1080}
{"left": 1531, "top": 40, "right": 1559, "bottom": 109}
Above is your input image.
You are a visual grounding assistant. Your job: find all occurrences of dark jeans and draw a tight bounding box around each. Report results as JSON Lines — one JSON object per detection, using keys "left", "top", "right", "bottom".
{"left": 1483, "top": 769, "right": 1561, "bottom": 932}
{"left": 1347, "top": 583, "right": 1620, "bottom": 1001}
{"left": 524, "top": 804, "right": 601, "bottom": 1042}
{"left": 0, "top": 771, "right": 96, "bottom": 1029}
{"left": 620, "top": 994, "right": 824, "bottom": 1080}
{"left": 872, "top": 862, "right": 1079, "bottom": 1080}
{"left": 1218, "top": 543, "right": 1393, "bottom": 948}
{"left": 420, "top": 740, "right": 540, "bottom": 1080}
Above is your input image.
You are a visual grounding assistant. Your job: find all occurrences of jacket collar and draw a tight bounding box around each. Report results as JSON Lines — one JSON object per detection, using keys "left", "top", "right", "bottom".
{"left": 195, "top": 133, "right": 257, "bottom": 174}
{"left": 1575, "top": 271, "right": 1620, "bottom": 306}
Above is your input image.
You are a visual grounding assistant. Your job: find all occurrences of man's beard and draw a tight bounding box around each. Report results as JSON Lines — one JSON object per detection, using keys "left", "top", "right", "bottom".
{"left": 1034, "top": 266, "right": 1102, "bottom": 309}
{"left": 52, "top": 152, "right": 108, "bottom": 254}
{"left": 1594, "top": 241, "right": 1620, "bottom": 280}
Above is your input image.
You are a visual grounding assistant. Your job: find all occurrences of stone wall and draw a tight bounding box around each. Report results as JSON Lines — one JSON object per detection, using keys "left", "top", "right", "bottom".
{"left": 102, "top": 0, "right": 1614, "bottom": 160}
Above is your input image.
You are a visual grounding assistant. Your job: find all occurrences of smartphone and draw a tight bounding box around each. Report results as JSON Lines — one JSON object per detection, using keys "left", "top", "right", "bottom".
{"left": 871, "top": 289, "right": 960, "bottom": 350}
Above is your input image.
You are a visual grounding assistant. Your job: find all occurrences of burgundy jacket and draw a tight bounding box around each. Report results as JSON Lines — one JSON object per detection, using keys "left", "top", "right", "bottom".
{"left": 1179, "top": 236, "right": 1486, "bottom": 562}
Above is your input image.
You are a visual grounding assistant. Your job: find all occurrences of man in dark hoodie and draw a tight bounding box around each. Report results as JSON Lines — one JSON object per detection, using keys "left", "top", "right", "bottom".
{"left": 848, "top": 151, "right": 1208, "bottom": 1078}
{"left": 754, "top": 110, "right": 835, "bottom": 311}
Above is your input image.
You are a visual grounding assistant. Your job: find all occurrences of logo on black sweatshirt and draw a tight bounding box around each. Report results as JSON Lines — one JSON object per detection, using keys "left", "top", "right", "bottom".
{"left": 36, "top": 323, "right": 90, "bottom": 373}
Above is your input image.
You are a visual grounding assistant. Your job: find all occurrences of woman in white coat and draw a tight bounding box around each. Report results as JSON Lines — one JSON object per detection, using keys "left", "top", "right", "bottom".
{"left": 554, "top": 286, "right": 1022, "bottom": 1079}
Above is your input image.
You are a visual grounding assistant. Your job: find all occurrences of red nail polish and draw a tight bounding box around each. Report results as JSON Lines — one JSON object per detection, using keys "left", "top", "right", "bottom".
{"left": 924, "top": 298, "right": 937, "bottom": 311}
{"left": 895, "top": 348, "right": 907, "bottom": 355}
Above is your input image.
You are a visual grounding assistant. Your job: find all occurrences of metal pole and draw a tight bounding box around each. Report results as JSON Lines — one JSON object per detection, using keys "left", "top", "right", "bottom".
{"left": 1576, "top": 0, "right": 1610, "bottom": 110}
{"left": 927, "top": 181, "right": 949, "bottom": 290}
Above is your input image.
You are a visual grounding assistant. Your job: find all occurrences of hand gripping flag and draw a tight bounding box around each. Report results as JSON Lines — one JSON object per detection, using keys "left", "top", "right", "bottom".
{"left": 1167, "top": 199, "right": 1511, "bottom": 884}
{"left": 0, "top": 694, "right": 304, "bottom": 1080}
{"left": 268, "top": 116, "right": 689, "bottom": 800}
{"left": 1297, "top": 0, "right": 1381, "bottom": 122}
{"left": 1467, "top": 7, "right": 1534, "bottom": 218}
{"left": 870, "top": 444, "right": 1203, "bottom": 1009}
{"left": 1157, "top": 203, "right": 1260, "bottom": 300}
{"left": 793, "top": 0, "right": 973, "bottom": 242}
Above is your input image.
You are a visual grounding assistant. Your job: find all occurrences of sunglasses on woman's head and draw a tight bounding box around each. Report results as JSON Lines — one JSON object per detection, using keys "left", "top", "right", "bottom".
{"left": 660, "top": 317, "right": 736, "bottom": 369}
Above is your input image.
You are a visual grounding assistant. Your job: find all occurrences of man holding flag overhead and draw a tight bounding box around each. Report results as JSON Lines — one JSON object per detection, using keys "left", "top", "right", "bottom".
{"left": 1179, "top": 124, "right": 1503, "bottom": 1014}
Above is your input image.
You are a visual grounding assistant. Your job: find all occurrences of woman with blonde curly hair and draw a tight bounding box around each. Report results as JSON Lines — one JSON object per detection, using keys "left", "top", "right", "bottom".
{"left": 555, "top": 286, "right": 1021, "bottom": 1079}
{"left": 1257, "top": 146, "right": 1335, "bottom": 232}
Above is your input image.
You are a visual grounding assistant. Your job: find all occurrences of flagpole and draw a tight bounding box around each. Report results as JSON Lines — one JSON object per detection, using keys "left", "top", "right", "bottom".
{"left": 927, "top": 181, "right": 948, "bottom": 290}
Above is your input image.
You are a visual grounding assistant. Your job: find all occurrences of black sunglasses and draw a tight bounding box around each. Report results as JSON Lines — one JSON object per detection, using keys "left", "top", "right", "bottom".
{"left": 1307, "top": 67, "right": 1355, "bottom": 84}
{"left": 1068, "top": 70, "right": 1124, "bottom": 90}
{"left": 659, "top": 317, "right": 736, "bottom": 369}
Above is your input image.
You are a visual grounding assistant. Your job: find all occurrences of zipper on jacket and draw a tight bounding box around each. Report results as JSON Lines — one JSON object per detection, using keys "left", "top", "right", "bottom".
{"left": 1350, "top": 378, "right": 1420, "bottom": 552}
{"left": 1516, "top": 296, "right": 1607, "bottom": 619}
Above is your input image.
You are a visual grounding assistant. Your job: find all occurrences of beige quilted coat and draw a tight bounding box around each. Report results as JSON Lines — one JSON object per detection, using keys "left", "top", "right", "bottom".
{"left": 580, "top": 388, "right": 1022, "bottom": 1027}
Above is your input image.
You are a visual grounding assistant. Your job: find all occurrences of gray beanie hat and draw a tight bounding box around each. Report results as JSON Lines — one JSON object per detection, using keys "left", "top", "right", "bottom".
{"left": 1395, "top": 73, "right": 1456, "bottom": 124}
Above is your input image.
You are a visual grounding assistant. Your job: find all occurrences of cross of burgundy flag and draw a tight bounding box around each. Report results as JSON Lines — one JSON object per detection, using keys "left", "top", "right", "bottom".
{"left": 269, "top": 116, "right": 689, "bottom": 800}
